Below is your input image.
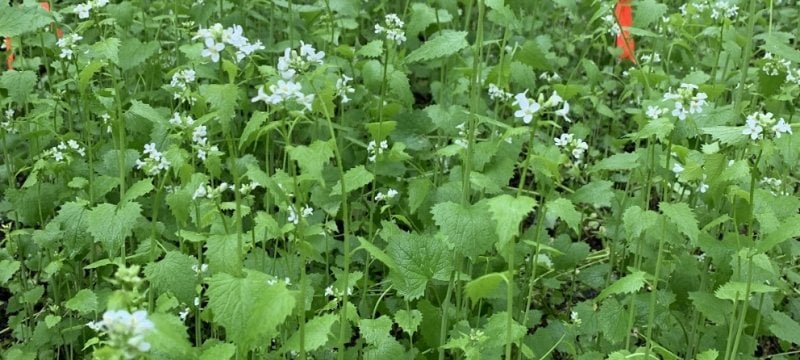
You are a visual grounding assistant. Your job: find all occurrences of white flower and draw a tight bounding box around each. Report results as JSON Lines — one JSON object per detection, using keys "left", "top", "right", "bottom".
{"left": 386, "top": 188, "right": 399, "bottom": 198}
{"left": 74, "top": 3, "right": 92, "bottom": 19}
{"left": 336, "top": 75, "right": 355, "bottom": 104}
{"left": 672, "top": 163, "right": 684, "bottom": 174}
{"left": 287, "top": 206, "right": 299, "bottom": 224}
{"left": 202, "top": 38, "right": 225, "bottom": 63}
{"left": 87, "top": 309, "right": 154, "bottom": 358}
{"left": 136, "top": 143, "right": 170, "bottom": 176}
{"left": 544, "top": 91, "right": 563, "bottom": 107}
{"left": 554, "top": 133, "right": 573, "bottom": 147}
{"left": 555, "top": 101, "right": 571, "bottom": 122}
{"left": 646, "top": 106, "right": 665, "bottom": 120}
{"left": 487, "top": 83, "right": 512, "bottom": 101}
{"left": 513, "top": 91, "right": 540, "bottom": 124}
{"left": 375, "top": 14, "right": 406, "bottom": 44}
{"left": 772, "top": 118, "right": 792, "bottom": 138}
{"left": 301, "top": 205, "right": 314, "bottom": 217}
{"left": 671, "top": 102, "right": 687, "bottom": 121}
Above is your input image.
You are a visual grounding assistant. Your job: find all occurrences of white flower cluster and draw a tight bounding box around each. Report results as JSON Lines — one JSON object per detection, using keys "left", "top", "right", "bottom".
{"left": 74, "top": 0, "right": 108, "bottom": 19}
{"left": 680, "top": 1, "right": 739, "bottom": 21}
{"left": 513, "top": 90, "right": 571, "bottom": 124}
{"left": 710, "top": 0, "right": 739, "bottom": 20}
{"left": 287, "top": 204, "right": 313, "bottom": 225}
{"left": 639, "top": 53, "right": 662, "bottom": 64}
{"left": 56, "top": 33, "right": 83, "bottom": 60}
{"left": 194, "top": 23, "right": 264, "bottom": 63}
{"left": 554, "top": 133, "right": 589, "bottom": 163}
{"left": 135, "top": 143, "right": 170, "bottom": 176}
{"left": 662, "top": 83, "right": 708, "bottom": 121}
{"left": 191, "top": 263, "right": 208, "bottom": 274}
{"left": 367, "top": 140, "right": 388, "bottom": 162}
{"left": 192, "top": 180, "right": 260, "bottom": 200}
{"left": 761, "top": 52, "right": 800, "bottom": 86}
{"left": 47, "top": 140, "right": 86, "bottom": 163}
{"left": 191, "top": 125, "right": 222, "bottom": 161}
{"left": 671, "top": 161, "right": 709, "bottom": 193}
{"left": 277, "top": 41, "right": 325, "bottom": 80}
{"left": 742, "top": 111, "right": 792, "bottom": 141}
{"left": 86, "top": 309, "right": 154, "bottom": 358}
{"left": 251, "top": 80, "right": 314, "bottom": 112}
{"left": 324, "top": 285, "right": 353, "bottom": 298}
{"left": 760, "top": 177, "right": 791, "bottom": 196}
{"left": 645, "top": 105, "right": 668, "bottom": 120}
{"left": 2, "top": 108, "right": 16, "bottom": 134}
{"left": 488, "top": 83, "right": 513, "bottom": 101}
{"left": 374, "top": 14, "right": 406, "bottom": 44}
{"left": 538, "top": 72, "right": 561, "bottom": 82}
{"left": 336, "top": 75, "right": 355, "bottom": 104}
{"left": 602, "top": 14, "right": 621, "bottom": 37}
{"left": 169, "top": 112, "right": 195, "bottom": 128}
{"left": 374, "top": 188, "right": 398, "bottom": 202}
{"left": 169, "top": 69, "right": 197, "bottom": 104}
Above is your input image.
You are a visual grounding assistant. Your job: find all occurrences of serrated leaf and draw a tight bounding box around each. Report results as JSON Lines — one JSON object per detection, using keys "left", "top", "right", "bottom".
{"left": 622, "top": 206, "right": 658, "bottom": 238}
{"left": 146, "top": 313, "right": 195, "bottom": 359}
{"left": 205, "top": 234, "right": 242, "bottom": 275}
{"left": 118, "top": 38, "right": 159, "bottom": 71}
{"left": 0, "top": 260, "right": 21, "bottom": 284}
{"left": 464, "top": 272, "right": 508, "bottom": 304}
{"left": 592, "top": 152, "right": 640, "bottom": 172}
{"left": 383, "top": 224, "right": 452, "bottom": 300}
{"left": 394, "top": 309, "right": 422, "bottom": 336}
{"left": 128, "top": 100, "right": 167, "bottom": 124}
{"left": 91, "top": 38, "right": 120, "bottom": 65}
{"left": 0, "top": 6, "right": 52, "bottom": 37}
{"left": 199, "top": 84, "right": 239, "bottom": 124}
{"left": 545, "top": 198, "right": 581, "bottom": 234}
{"left": 756, "top": 215, "right": 800, "bottom": 252}
{"left": 769, "top": 311, "right": 800, "bottom": 345}
{"left": 659, "top": 202, "right": 699, "bottom": 244}
{"left": 689, "top": 291, "right": 731, "bottom": 325}
{"left": 357, "top": 237, "right": 397, "bottom": 270}
{"left": 634, "top": 0, "right": 668, "bottom": 28}
{"left": 761, "top": 32, "right": 800, "bottom": 63}
{"left": 0, "top": 71, "right": 36, "bottom": 104}
{"left": 357, "top": 40, "right": 383, "bottom": 58}
{"left": 714, "top": 281, "right": 777, "bottom": 302}
{"left": 288, "top": 140, "right": 334, "bottom": 185}
{"left": 487, "top": 195, "right": 536, "bottom": 249}
{"left": 431, "top": 201, "right": 498, "bottom": 258}
{"left": 570, "top": 180, "right": 614, "bottom": 208}
{"left": 359, "top": 316, "right": 394, "bottom": 346}
{"left": 239, "top": 111, "right": 277, "bottom": 150}
{"left": 482, "top": 312, "right": 527, "bottom": 349}
{"left": 635, "top": 117, "right": 674, "bottom": 141}
{"left": 330, "top": 165, "right": 374, "bottom": 196}
{"left": 79, "top": 61, "right": 106, "bottom": 95}
{"left": 207, "top": 270, "right": 295, "bottom": 351}
{"left": 144, "top": 251, "right": 198, "bottom": 305}
{"left": 282, "top": 314, "right": 337, "bottom": 353}
{"left": 86, "top": 202, "right": 142, "bottom": 257}
{"left": 701, "top": 126, "right": 748, "bottom": 146}
{"left": 122, "top": 178, "right": 154, "bottom": 202}
{"left": 404, "top": 30, "right": 469, "bottom": 64}
{"left": 596, "top": 271, "right": 647, "bottom": 301}
{"left": 597, "top": 298, "right": 629, "bottom": 343}
{"left": 65, "top": 289, "right": 98, "bottom": 315}
{"left": 200, "top": 343, "right": 235, "bottom": 360}
{"left": 44, "top": 315, "right": 61, "bottom": 328}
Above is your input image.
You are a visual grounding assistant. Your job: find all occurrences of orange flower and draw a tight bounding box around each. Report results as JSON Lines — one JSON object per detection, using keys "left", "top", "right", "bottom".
{"left": 4, "top": 37, "right": 13, "bottom": 71}
{"left": 615, "top": 0, "right": 636, "bottom": 63}
{"left": 39, "top": 2, "right": 64, "bottom": 38}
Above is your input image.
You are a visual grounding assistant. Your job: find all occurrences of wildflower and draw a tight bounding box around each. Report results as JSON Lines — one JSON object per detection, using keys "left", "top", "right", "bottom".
{"left": 169, "top": 69, "right": 197, "bottom": 103}
{"left": 742, "top": 111, "right": 788, "bottom": 141}
{"left": 367, "top": 140, "right": 389, "bottom": 162}
{"left": 375, "top": 188, "right": 399, "bottom": 202}
{"left": 73, "top": 0, "right": 108, "bottom": 19}
{"left": 135, "top": 143, "right": 170, "bottom": 176}
{"left": 671, "top": 162, "right": 684, "bottom": 175}
{"left": 169, "top": 112, "right": 195, "bottom": 128}
{"left": 87, "top": 309, "right": 154, "bottom": 358}
{"left": 47, "top": 140, "right": 86, "bottom": 163}
{"left": 554, "top": 133, "right": 589, "bottom": 163}
{"left": 513, "top": 91, "right": 540, "bottom": 124}
{"left": 555, "top": 101, "right": 571, "bottom": 122}
{"left": 662, "top": 83, "right": 708, "bottom": 120}
{"left": 2, "top": 108, "right": 16, "bottom": 134}
{"left": 646, "top": 106, "right": 666, "bottom": 120}
{"left": 192, "top": 184, "right": 208, "bottom": 200}
{"left": 487, "top": 83, "right": 512, "bottom": 101}
{"left": 374, "top": 14, "right": 406, "bottom": 44}
{"left": 275, "top": 43, "right": 325, "bottom": 80}
{"left": 56, "top": 33, "right": 83, "bottom": 60}
{"left": 771, "top": 118, "right": 792, "bottom": 138}
{"left": 179, "top": 308, "right": 190, "bottom": 322}
{"left": 195, "top": 23, "right": 263, "bottom": 63}
{"left": 336, "top": 75, "right": 356, "bottom": 104}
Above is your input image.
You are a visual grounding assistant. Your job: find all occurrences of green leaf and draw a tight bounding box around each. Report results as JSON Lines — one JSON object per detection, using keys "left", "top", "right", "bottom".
{"left": 760, "top": 32, "right": 800, "bottom": 63}
{"left": 407, "top": 178, "right": 431, "bottom": 214}
{"left": 357, "top": 237, "right": 397, "bottom": 270}
{"left": 431, "top": 201, "right": 498, "bottom": 258}
{"left": 0, "top": 5, "right": 52, "bottom": 37}
{"left": 288, "top": 140, "right": 334, "bottom": 185}
{"left": 404, "top": 30, "right": 469, "bottom": 64}
{"left": 596, "top": 271, "right": 648, "bottom": 302}
{"left": 622, "top": 206, "right": 659, "bottom": 238}
{"left": 205, "top": 234, "right": 243, "bottom": 275}
{"left": 359, "top": 316, "right": 394, "bottom": 346}
{"left": 756, "top": 215, "right": 800, "bottom": 252}
{"left": 689, "top": 291, "right": 732, "bottom": 325}
{"left": 356, "top": 40, "right": 383, "bottom": 58}
{"left": 118, "top": 38, "right": 159, "bottom": 71}
{"left": 0, "top": 71, "right": 37, "bottom": 104}
{"left": 545, "top": 198, "right": 581, "bottom": 234}
{"left": 330, "top": 165, "right": 375, "bottom": 196}
{"left": 769, "top": 311, "right": 800, "bottom": 345}
{"left": 239, "top": 111, "right": 278, "bottom": 150}
{"left": 394, "top": 309, "right": 422, "bottom": 336}
{"left": 199, "top": 84, "right": 239, "bottom": 124}
{"left": 383, "top": 224, "right": 452, "bottom": 300}
{"left": 91, "top": 38, "right": 121, "bottom": 65}
{"left": 144, "top": 251, "right": 198, "bottom": 305}
{"left": 45, "top": 315, "right": 61, "bottom": 328}
{"left": 482, "top": 312, "right": 527, "bottom": 348}
{"left": 207, "top": 270, "right": 295, "bottom": 351}
{"left": 464, "top": 272, "right": 508, "bottom": 304}
{"left": 86, "top": 202, "right": 142, "bottom": 257}
{"left": 570, "top": 180, "right": 614, "bottom": 208}
{"left": 597, "top": 298, "right": 629, "bottom": 343}
{"left": 128, "top": 100, "right": 167, "bottom": 124}
{"left": 634, "top": 0, "right": 668, "bottom": 28}
{"left": 281, "top": 314, "right": 337, "bottom": 353}
{"left": 200, "top": 343, "right": 236, "bottom": 360}
{"left": 696, "top": 349, "right": 719, "bottom": 360}
{"left": 122, "top": 178, "right": 154, "bottom": 202}
{"left": 659, "top": 202, "right": 699, "bottom": 244}
{"left": 635, "top": 117, "right": 674, "bottom": 142}
{"left": 0, "top": 260, "right": 21, "bottom": 284}
{"left": 592, "top": 152, "right": 640, "bottom": 172}
{"left": 64, "top": 289, "right": 98, "bottom": 315}
{"left": 714, "top": 281, "right": 778, "bottom": 302}
{"left": 701, "top": 127, "right": 748, "bottom": 146}
{"left": 146, "top": 313, "right": 195, "bottom": 359}
{"left": 79, "top": 61, "right": 106, "bottom": 95}
{"left": 487, "top": 195, "right": 536, "bottom": 249}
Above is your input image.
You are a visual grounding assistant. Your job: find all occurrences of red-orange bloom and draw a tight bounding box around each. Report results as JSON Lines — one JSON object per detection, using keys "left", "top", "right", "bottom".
{"left": 615, "top": 0, "right": 636, "bottom": 63}
{"left": 4, "top": 38, "right": 13, "bottom": 71}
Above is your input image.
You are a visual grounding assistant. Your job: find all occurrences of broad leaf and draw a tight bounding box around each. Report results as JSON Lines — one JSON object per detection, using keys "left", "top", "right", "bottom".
{"left": 404, "top": 30, "right": 468, "bottom": 63}
{"left": 487, "top": 195, "right": 536, "bottom": 249}
{"left": 431, "top": 201, "right": 497, "bottom": 258}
